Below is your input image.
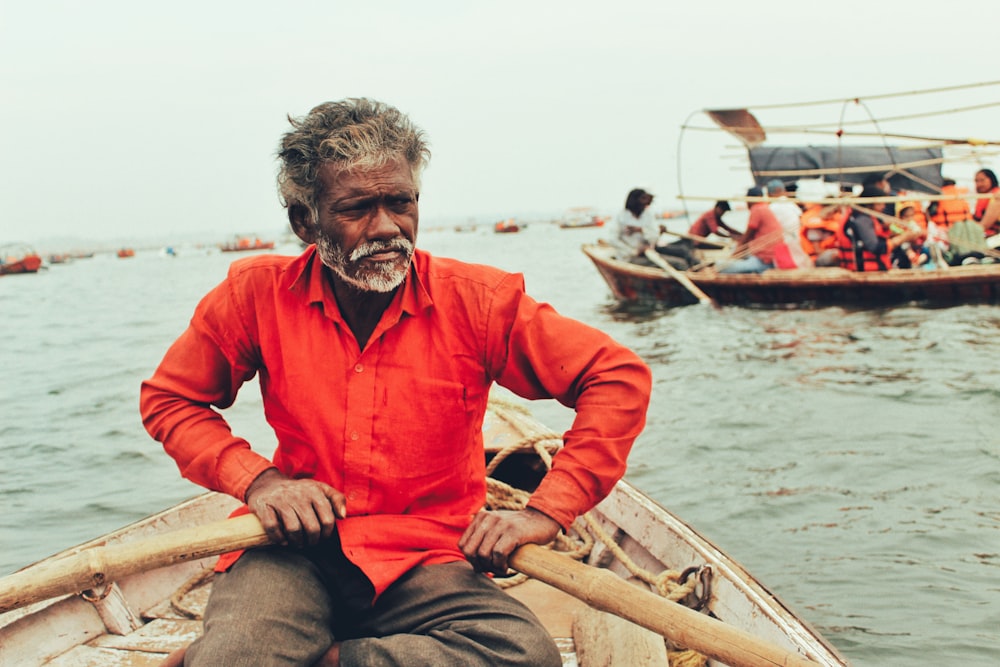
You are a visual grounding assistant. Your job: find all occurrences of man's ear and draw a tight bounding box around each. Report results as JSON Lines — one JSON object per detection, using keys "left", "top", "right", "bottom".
{"left": 289, "top": 205, "right": 316, "bottom": 244}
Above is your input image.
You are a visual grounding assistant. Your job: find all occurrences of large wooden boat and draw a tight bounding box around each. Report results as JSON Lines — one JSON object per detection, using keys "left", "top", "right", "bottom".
{"left": 0, "top": 244, "right": 43, "bottom": 275}
{"left": 0, "top": 401, "right": 847, "bottom": 666}
{"left": 596, "top": 82, "right": 1000, "bottom": 309}
{"left": 583, "top": 240, "right": 1000, "bottom": 308}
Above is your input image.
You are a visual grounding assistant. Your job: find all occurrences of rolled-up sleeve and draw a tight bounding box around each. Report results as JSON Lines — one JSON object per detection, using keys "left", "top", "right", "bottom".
{"left": 140, "top": 280, "right": 274, "bottom": 500}
{"left": 488, "top": 277, "right": 652, "bottom": 530}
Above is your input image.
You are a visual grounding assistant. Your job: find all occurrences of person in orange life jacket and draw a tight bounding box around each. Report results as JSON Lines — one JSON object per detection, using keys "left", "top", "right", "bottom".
{"left": 838, "top": 187, "right": 923, "bottom": 271}
{"left": 142, "top": 98, "right": 652, "bottom": 667}
{"left": 927, "top": 178, "right": 972, "bottom": 229}
{"left": 718, "top": 186, "right": 785, "bottom": 273}
{"left": 973, "top": 168, "right": 1000, "bottom": 237}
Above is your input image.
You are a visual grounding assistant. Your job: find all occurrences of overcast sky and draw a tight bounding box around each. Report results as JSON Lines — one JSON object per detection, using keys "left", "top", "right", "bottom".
{"left": 4, "top": 0, "right": 1000, "bottom": 246}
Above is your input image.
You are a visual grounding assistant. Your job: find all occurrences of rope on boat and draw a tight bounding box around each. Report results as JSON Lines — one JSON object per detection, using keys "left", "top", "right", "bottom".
{"left": 170, "top": 567, "right": 214, "bottom": 619}
{"left": 486, "top": 397, "right": 710, "bottom": 666}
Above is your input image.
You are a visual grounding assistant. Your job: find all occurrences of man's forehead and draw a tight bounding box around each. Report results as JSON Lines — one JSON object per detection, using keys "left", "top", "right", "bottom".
{"left": 317, "top": 160, "right": 417, "bottom": 197}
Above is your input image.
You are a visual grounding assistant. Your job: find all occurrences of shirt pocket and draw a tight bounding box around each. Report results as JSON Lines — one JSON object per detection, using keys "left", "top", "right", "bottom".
{"left": 373, "top": 376, "right": 479, "bottom": 479}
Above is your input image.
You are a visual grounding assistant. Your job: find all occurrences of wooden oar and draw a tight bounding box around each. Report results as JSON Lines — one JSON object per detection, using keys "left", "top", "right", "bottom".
{"left": 643, "top": 248, "right": 717, "bottom": 307}
{"left": 0, "top": 516, "right": 819, "bottom": 667}
{"left": 0, "top": 514, "right": 269, "bottom": 614}
{"left": 659, "top": 228, "right": 730, "bottom": 249}
{"left": 511, "top": 546, "right": 821, "bottom": 667}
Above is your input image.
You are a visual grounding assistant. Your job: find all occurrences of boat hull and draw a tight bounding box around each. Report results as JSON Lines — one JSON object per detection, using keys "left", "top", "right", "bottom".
{"left": 583, "top": 242, "right": 1000, "bottom": 309}
{"left": 0, "top": 255, "right": 42, "bottom": 275}
{"left": 0, "top": 401, "right": 848, "bottom": 666}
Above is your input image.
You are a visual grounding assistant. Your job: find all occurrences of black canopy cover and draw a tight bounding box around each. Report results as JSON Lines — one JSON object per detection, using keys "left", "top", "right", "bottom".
{"left": 748, "top": 145, "right": 944, "bottom": 194}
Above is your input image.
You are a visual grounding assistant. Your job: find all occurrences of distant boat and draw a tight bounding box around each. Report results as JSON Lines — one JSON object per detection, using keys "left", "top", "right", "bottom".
{"left": 220, "top": 237, "right": 276, "bottom": 252}
{"left": 494, "top": 219, "right": 521, "bottom": 234}
{"left": 117, "top": 248, "right": 135, "bottom": 259}
{"left": 0, "top": 244, "right": 43, "bottom": 275}
{"left": 558, "top": 207, "right": 608, "bottom": 229}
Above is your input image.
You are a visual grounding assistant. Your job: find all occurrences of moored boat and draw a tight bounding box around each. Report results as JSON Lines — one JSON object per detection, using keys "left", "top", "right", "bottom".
{"left": 0, "top": 399, "right": 846, "bottom": 666}
{"left": 0, "top": 244, "right": 43, "bottom": 275}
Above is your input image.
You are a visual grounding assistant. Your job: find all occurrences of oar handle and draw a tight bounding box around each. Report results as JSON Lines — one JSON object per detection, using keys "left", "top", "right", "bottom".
{"left": 0, "top": 514, "right": 270, "bottom": 614}
{"left": 510, "top": 544, "right": 821, "bottom": 667}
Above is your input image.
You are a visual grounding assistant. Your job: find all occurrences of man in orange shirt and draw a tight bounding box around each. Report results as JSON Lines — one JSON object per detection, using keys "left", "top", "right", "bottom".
{"left": 717, "top": 187, "right": 786, "bottom": 273}
{"left": 141, "top": 98, "right": 652, "bottom": 666}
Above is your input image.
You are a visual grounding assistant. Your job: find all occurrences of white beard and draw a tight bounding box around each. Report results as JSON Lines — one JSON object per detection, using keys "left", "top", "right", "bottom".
{"left": 315, "top": 234, "right": 414, "bottom": 293}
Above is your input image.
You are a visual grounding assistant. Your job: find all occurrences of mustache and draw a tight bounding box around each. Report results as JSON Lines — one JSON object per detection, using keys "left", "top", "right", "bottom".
{"left": 349, "top": 238, "right": 414, "bottom": 262}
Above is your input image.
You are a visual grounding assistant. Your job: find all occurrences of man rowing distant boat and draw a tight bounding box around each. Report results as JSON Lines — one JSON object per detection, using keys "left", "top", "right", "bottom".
{"left": 140, "top": 98, "right": 652, "bottom": 666}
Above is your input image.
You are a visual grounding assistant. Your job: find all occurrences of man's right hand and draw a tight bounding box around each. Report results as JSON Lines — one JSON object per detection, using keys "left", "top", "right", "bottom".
{"left": 245, "top": 469, "right": 346, "bottom": 547}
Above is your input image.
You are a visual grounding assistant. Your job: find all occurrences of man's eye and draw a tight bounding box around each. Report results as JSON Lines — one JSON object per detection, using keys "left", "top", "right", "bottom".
{"left": 388, "top": 198, "right": 415, "bottom": 212}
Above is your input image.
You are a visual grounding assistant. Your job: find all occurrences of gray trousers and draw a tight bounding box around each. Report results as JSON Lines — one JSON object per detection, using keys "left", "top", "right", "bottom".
{"left": 185, "top": 547, "right": 561, "bottom": 667}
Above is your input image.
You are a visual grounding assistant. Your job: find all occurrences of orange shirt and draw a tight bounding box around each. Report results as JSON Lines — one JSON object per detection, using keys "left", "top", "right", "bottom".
{"left": 743, "top": 203, "right": 785, "bottom": 264}
{"left": 140, "top": 247, "right": 651, "bottom": 598}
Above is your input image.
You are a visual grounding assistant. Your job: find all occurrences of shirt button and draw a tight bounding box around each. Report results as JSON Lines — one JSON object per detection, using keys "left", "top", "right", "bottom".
{"left": 350, "top": 431, "right": 359, "bottom": 441}
{"left": 354, "top": 364, "right": 364, "bottom": 373}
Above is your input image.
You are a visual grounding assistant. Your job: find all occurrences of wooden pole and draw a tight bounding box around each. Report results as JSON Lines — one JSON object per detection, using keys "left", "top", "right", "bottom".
{"left": 0, "top": 514, "right": 269, "bottom": 614}
{"left": 643, "top": 249, "right": 717, "bottom": 307}
{"left": 0, "top": 517, "right": 820, "bottom": 667}
{"left": 511, "top": 545, "right": 821, "bottom": 667}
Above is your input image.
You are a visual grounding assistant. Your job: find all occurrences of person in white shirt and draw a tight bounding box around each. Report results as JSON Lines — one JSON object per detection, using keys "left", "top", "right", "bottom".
{"left": 766, "top": 180, "right": 812, "bottom": 268}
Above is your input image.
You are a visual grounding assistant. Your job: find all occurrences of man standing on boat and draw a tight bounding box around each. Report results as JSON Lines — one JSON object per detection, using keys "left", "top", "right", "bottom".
{"left": 140, "top": 98, "right": 652, "bottom": 667}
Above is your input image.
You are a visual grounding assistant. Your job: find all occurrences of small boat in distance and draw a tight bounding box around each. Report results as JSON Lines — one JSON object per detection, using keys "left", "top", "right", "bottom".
{"left": 219, "top": 237, "right": 276, "bottom": 252}
{"left": 494, "top": 218, "right": 521, "bottom": 233}
{"left": 116, "top": 248, "right": 135, "bottom": 258}
{"left": 0, "top": 400, "right": 847, "bottom": 666}
{"left": 0, "top": 244, "right": 43, "bottom": 275}
{"left": 558, "top": 207, "right": 608, "bottom": 229}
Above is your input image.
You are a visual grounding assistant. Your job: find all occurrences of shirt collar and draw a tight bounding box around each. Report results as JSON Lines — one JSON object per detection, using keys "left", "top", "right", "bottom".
{"left": 286, "top": 246, "right": 433, "bottom": 321}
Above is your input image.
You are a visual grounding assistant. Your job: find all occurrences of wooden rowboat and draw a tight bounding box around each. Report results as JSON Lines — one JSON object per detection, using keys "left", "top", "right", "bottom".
{"left": 583, "top": 241, "right": 1000, "bottom": 309}
{"left": 0, "top": 401, "right": 848, "bottom": 666}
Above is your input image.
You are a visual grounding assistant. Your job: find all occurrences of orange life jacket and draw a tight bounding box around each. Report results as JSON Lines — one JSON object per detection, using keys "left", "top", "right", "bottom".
{"left": 836, "top": 212, "right": 891, "bottom": 272}
{"left": 799, "top": 204, "right": 847, "bottom": 259}
{"left": 894, "top": 194, "right": 928, "bottom": 230}
{"left": 929, "top": 185, "right": 971, "bottom": 228}
{"left": 974, "top": 187, "right": 999, "bottom": 221}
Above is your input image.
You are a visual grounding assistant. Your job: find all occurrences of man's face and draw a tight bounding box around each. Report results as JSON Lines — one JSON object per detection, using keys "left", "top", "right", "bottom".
{"left": 975, "top": 171, "right": 992, "bottom": 194}
{"left": 310, "top": 157, "right": 419, "bottom": 293}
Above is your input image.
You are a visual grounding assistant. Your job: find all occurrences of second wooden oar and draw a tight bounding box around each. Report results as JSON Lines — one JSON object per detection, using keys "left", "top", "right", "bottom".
{"left": 511, "top": 544, "right": 820, "bottom": 667}
{"left": 0, "top": 515, "right": 816, "bottom": 667}
{"left": 644, "top": 248, "right": 717, "bottom": 307}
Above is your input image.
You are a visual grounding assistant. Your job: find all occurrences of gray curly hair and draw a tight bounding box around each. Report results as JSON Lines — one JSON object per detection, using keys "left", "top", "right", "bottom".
{"left": 277, "top": 98, "right": 431, "bottom": 218}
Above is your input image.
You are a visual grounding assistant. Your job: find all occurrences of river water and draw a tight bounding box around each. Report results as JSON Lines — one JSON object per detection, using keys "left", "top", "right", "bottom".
{"left": 1, "top": 223, "right": 997, "bottom": 665}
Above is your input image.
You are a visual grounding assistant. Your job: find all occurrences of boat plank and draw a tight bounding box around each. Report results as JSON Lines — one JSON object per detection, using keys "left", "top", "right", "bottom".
{"left": 47, "top": 644, "right": 168, "bottom": 667}
{"left": 89, "top": 617, "right": 200, "bottom": 653}
{"left": 504, "top": 577, "right": 587, "bottom": 639}
{"left": 572, "top": 604, "right": 669, "bottom": 667}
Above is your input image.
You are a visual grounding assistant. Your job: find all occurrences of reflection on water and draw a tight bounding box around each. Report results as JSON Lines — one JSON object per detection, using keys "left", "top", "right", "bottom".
{"left": 2, "top": 225, "right": 998, "bottom": 665}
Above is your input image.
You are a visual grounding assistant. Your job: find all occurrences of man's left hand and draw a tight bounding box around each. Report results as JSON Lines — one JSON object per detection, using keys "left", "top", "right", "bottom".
{"left": 458, "top": 508, "right": 561, "bottom": 576}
